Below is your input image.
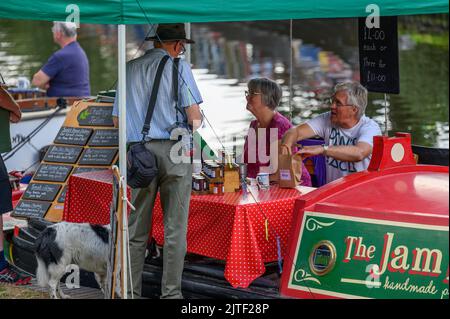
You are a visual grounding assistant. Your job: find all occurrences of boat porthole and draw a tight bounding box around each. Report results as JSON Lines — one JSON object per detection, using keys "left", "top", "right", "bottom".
{"left": 309, "top": 241, "right": 337, "bottom": 276}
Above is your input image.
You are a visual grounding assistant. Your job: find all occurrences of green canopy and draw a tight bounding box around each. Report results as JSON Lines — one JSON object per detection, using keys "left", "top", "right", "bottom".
{"left": 0, "top": 0, "right": 448, "bottom": 24}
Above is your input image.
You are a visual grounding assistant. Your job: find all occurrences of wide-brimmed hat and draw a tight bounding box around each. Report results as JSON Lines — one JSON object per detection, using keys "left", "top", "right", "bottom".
{"left": 145, "top": 23, "right": 195, "bottom": 44}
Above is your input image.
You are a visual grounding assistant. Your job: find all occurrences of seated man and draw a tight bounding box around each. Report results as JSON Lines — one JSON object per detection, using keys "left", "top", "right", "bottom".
{"left": 32, "top": 22, "right": 90, "bottom": 97}
{"left": 242, "top": 77, "right": 311, "bottom": 186}
{"left": 282, "top": 81, "right": 381, "bottom": 184}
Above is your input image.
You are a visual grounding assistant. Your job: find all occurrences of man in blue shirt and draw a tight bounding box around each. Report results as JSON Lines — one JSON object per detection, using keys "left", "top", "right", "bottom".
{"left": 32, "top": 22, "right": 90, "bottom": 97}
{"left": 113, "top": 23, "right": 203, "bottom": 299}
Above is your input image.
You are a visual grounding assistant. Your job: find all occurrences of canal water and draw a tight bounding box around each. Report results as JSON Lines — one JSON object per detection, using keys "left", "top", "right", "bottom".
{"left": 0, "top": 16, "right": 448, "bottom": 149}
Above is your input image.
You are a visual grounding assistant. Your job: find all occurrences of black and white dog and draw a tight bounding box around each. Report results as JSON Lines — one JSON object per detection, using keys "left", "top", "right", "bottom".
{"left": 34, "top": 222, "right": 119, "bottom": 299}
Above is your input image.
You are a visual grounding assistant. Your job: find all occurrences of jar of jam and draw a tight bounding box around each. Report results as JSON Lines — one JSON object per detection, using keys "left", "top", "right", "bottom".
{"left": 192, "top": 174, "right": 206, "bottom": 191}
{"left": 212, "top": 182, "right": 224, "bottom": 195}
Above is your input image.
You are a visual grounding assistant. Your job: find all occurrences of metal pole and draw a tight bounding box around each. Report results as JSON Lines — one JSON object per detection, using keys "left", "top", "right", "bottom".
{"left": 118, "top": 24, "right": 128, "bottom": 299}
{"left": 384, "top": 93, "right": 389, "bottom": 136}
{"left": 289, "top": 19, "right": 293, "bottom": 122}
{"left": 185, "top": 22, "right": 192, "bottom": 64}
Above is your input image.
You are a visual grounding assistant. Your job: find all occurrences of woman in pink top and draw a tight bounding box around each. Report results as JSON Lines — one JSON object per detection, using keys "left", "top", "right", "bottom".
{"left": 242, "top": 78, "right": 312, "bottom": 186}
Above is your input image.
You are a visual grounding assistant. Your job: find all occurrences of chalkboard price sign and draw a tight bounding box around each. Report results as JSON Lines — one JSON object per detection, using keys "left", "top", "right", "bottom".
{"left": 73, "top": 167, "right": 108, "bottom": 175}
{"left": 88, "top": 129, "right": 119, "bottom": 147}
{"left": 34, "top": 164, "right": 73, "bottom": 182}
{"left": 57, "top": 185, "right": 68, "bottom": 204}
{"left": 43, "top": 145, "right": 83, "bottom": 164}
{"left": 79, "top": 148, "right": 118, "bottom": 166}
{"left": 358, "top": 16, "right": 399, "bottom": 94}
{"left": 77, "top": 106, "right": 114, "bottom": 127}
{"left": 54, "top": 127, "right": 93, "bottom": 146}
{"left": 13, "top": 200, "right": 51, "bottom": 219}
{"left": 23, "top": 183, "right": 62, "bottom": 202}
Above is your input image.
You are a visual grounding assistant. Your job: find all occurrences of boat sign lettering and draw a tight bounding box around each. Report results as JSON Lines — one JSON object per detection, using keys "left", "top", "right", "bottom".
{"left": 285, "top": 212, "right": 449, "bottom": 299}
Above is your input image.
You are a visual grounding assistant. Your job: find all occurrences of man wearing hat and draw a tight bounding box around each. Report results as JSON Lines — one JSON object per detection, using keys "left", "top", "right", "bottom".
{"left": 112, "top": 23, "right": 203, "bottom": 299}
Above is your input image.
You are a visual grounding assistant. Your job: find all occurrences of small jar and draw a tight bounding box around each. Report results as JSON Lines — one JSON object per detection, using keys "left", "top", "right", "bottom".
{"left": 192, "top": 174, "right": 206, "bottom": 191}
{"left": 212, "top": 182, "right": 224, "bottom": 195}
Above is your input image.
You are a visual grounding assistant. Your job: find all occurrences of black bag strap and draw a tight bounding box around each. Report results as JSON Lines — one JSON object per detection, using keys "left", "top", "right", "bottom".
{"left": 172, "top": 57, "right": 180, "bottom": 106}
{"left": 141, "top": 55, "right": 170, "bottom": 140}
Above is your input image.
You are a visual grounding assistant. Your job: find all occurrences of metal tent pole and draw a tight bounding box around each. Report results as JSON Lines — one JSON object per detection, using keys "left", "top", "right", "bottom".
{"left": 185, "top": 22, "right": 192, "bottom": 64}
{"left": 289, "top": 19, "right": 293, "bottom": 121}
{"left": 118, "top": 24, "right": 128, "bottom": 299}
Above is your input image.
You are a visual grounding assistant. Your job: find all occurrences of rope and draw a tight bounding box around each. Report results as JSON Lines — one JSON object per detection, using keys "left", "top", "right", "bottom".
{"left": 2, "top": 104, "right": 65, "bottom": 161}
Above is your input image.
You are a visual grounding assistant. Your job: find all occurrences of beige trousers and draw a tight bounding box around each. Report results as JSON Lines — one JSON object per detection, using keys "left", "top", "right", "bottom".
{"left": 127, "top": 140, "right": 192, "bottom": 299}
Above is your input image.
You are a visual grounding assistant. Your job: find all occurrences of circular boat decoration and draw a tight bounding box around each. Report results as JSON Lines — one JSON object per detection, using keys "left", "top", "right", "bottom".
{"left": 309, "top": 240, "right": 337, "bottom": 276}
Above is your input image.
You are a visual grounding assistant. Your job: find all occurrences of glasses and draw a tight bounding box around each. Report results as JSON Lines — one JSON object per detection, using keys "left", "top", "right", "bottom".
{"left": 328, "top": 97, "right": 353, "bottom": 108}
{"left": 178, "top": 42, "right": 186, "bottom": 55}
{"left": 245, "top": 91, "right": 262, "bottom": 98}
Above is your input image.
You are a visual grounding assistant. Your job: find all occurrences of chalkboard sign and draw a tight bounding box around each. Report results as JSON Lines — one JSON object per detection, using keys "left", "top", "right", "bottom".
{"left": 43, "top": 145, "right": 83, "bottom": 164}
{"left": 88, "top": 129, "right": 119, "bottom": 147}
{"left": 79, "top": 148, "right": 118, "bottom": 166}
{"left": 23, "top": 183, "right": 61, "bottom": 201}
{"left": 57, "top": 185, "right": 68, "bottom": 204}
{"left": 54, "top": 127, "right": 93, "bottom": 146}
{"left": 358, "top": 16, "right": 399, "bottom": 94}
{"left": 34, "top": 164, "right": 73, "bottom": 182}
{"left": 13, "top": 200, "right": 51, "bottom": 219}
{"left": 73, "top": 167, "right": 108, "bottom": 175}
{"left": 77, "top": 106, "right": 114, "bottom": 127}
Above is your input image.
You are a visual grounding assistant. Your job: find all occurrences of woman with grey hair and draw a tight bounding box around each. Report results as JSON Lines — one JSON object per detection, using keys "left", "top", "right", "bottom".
{"left": 243, "top": 77, "right": 312, "bottom": 186}
{"left": 281, "top": 81, "right": 381, "bottom": 184}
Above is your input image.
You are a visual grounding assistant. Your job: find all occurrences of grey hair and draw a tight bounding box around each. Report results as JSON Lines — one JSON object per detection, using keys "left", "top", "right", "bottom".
{"left": 52, "top": 21, "right": 77, "bottom": 38}
{"left": 247, "top": 77, "right": 282, "bottom": 110}
{"left": 334, "top": 81, "right": 368, "bottom": 119}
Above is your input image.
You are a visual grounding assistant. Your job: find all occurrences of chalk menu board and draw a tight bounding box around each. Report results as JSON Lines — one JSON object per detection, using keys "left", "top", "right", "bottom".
{"left": 34, "top": 164, "right": 73, "bottom": 182}
{"left": 79, "top": 148, "right": 118, "bottom": 166}
{"left": 23, "top": 183, "right": 61, "bottom": 201}
{"left": 13, "top": 101, "right": 118, "bottom": 222}
{"left": 73, "top": 167, "right": 108, "bottom": 175}
{"left": 14, "top": 201, "right": 52, "bottom": 219}
{"left": 88, "top": 129, "right": 119, "bottom": 146}
{"left": 43, "top": 145, "right": 83, "bottom": 164}
{"left": 54, "top": 127, "right": 93, "bottom": 146}
{"left": 358, "top": 16, "right": 400, "bottom": 94}
{"left": 77, "top": 106, "right": 114, "bottom": 127}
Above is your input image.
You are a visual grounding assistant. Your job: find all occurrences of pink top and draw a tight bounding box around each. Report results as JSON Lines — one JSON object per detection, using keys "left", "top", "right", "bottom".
{"left": 243, "top": 112, "right": 312, "bottom": 186}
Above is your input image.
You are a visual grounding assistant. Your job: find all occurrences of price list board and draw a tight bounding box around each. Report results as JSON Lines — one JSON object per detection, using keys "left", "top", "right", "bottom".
{"left": 12, "top": 100, "right": 118, "bottom": 222}
{"left": 358, "top": 16, "right": 400, "bottom": 94}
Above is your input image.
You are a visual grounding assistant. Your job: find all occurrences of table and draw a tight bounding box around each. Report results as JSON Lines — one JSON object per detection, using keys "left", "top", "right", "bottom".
{"left": 63, "top": 170, "right": 315, "bottom": 288}
{"left": 63, "top": 169, "right": 131, "bottom": 224}
{"left": 152, "top": 185, "right": 315, "bottom": 288}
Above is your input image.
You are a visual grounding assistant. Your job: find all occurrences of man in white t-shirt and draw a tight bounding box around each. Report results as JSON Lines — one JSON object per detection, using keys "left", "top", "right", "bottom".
{"left": 282, "top": 81, "right": 381, "bottom": 184}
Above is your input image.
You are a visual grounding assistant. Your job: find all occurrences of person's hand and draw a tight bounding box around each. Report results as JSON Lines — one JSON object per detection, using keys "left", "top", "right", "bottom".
{"left": 296, "top": 145, "right": 325, "bottom": 158}
{"left": 10, "top": 110, "right": 22, "bottom": 123}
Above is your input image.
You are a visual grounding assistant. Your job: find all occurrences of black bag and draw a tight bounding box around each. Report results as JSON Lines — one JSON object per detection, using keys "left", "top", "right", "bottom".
{"left": 127, "top": 55, "right": 170, "bottom": 189}
{"left": 127, "top": 142, "right": 159, "bottom": 189}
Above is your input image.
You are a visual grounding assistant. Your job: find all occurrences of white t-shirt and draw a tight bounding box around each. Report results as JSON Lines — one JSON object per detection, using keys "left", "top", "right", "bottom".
{"left": 306, "top": 112, "right": 381, "bottom": 184}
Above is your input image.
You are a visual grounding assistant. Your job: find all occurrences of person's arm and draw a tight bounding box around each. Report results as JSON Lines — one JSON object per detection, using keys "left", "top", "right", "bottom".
{"left": 185, "top": 104, "right": 203, "bottom": 132}
{"left": 298, "top": 141, "right": 373, "bottom": 162}
{"left": 112, "top": 116, "right": 119, "bottom": 128}
{"left": 32, "top": 70, "right": 51, "bottom": 90}
{"left": 281, "top": 123, "right": 316, "bottom": 148}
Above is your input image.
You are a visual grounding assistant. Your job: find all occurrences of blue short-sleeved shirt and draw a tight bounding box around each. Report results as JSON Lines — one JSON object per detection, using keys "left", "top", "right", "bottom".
{"left": 42, "top": 41, "right": 90, "bottom": 97}
{"left": 112, "top": 48, "right": 203, "bottom": 141}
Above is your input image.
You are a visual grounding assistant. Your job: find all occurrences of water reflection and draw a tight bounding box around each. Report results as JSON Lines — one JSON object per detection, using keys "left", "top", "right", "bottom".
{"left": 0, "top": 17, "right": 448, "bottom": 148}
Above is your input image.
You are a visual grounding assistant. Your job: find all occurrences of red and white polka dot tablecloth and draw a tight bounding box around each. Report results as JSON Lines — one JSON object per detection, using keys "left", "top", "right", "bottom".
{"left": 63, "top": 170, "right": 306, "bottom": 288}
{"left": 151, "top": 186, "right": 303, "bottom": 288}
{"left": 63, "top": 170, "right": 131, "bottom": 224}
